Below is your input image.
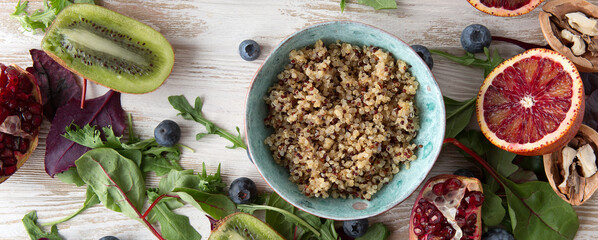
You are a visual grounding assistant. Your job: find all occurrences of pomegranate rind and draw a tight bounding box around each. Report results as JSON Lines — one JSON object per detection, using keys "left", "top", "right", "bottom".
{"left": 477, "top": 48, "right": 584, "bottom": 156}
{"left": 466, "top": 0, "right": 545, "bottom": 17}
{"left": 408, "top": 174, "right": 483, "bottom": 240}
{"left": 0, "top": 65, "right": 42, "bottom": 184}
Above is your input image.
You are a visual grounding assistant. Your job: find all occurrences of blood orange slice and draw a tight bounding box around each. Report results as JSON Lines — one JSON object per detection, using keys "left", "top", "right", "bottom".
{"left": 466, "top": 0, "right": 545, "bottom": 17}
{"left": 477, "top": 48, "right": 584, "bottom": 156}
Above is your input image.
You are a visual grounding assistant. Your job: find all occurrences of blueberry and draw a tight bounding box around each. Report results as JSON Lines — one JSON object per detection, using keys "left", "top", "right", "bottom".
{"left": 454, "top": 168, "right": 475, "bottom": 178}
{"left": 99, "top": 236, "right": 120, "bottom": 240}
{"left": 239, "top": 40, "right": 260, "bottom": 61}
{"left": 228, "top": 177, "right": 257, "bottom": 204}
{"left": 411, "top": 45, "right": 433, "bottom": 69}
{"left": 482, "top": 227, "right": 514, "bottom": 240}
{"left": 154, "top": 120, "right": 181, "bottom": 147}
{"left": 461, "top": 24, "right": 492, "bottom": 53}
{"left": 343, "top": 218, "right": 368, "bottom": 238}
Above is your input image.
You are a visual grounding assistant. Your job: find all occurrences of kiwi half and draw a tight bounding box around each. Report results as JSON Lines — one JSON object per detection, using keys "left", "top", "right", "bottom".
{"left": 41, "top": 4, "right": 174, "bottom": 94}
{"left": 209, "top": 213, "right": 284, "bottom": 240}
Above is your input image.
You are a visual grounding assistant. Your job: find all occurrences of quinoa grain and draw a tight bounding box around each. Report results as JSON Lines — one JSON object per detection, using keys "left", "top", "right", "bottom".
{"left": 264, "top": 40, "right": 419, "bottom": 200}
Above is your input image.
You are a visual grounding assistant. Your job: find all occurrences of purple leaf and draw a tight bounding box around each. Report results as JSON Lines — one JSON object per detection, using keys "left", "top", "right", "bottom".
{"left": 28, "top": 49, "right": 81, "bottom": 121}
{"left": 45, "top": 90, "right": 125, "bottom": 176}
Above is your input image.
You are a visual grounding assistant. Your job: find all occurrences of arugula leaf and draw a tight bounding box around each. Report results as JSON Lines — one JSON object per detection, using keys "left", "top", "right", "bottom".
{"left": 63, "top": 122, "right": 184, "bottom": 176}
{"left": 481, "top": 184, "right": 505, "bottom": 227}
{"left": 197, "top": 162, "right": 226, "bottom": 193}
{"left": 147, "top": 191, "right": 202, "bottom": 240}
{"left": 444, "top": 96, "right": 476, "bottom": 138}
{"left": 173, "top": 188, "right": 236, "bottom": 220}
{"left": 168, "top": 95, "right": 247, "bottom": 149}
{"left": 357, "top": 0, "right": 397, "bottom": 10}
{"left": 340, "top": 0, "right": 346, "bottom": 12}
{"left": 22, "top": 211, "right": 62, "bottom": 240}
{"left": 356, "top": 223, "right": 390, "bottom": 240}
{"left": 430, "top": 47, "right": 504, "bottom": 77}
{"left": 503, "top": 179, "right": 579, "bottom": 240}
{"left": 11, "top": 0, "right": 96, "bottom": 32}
{"left": 75, "top": 148, "right": 146, "bottom": 219}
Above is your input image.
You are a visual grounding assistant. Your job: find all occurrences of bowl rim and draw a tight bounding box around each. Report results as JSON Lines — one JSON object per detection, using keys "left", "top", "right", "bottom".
{"left": 244, "top": 20, "right": 445, "bottom": 220}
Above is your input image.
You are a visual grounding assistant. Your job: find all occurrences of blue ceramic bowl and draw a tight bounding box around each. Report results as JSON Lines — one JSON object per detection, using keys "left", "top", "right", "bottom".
{"left": 245, "top": 21, "right": 445, "bottom": 220}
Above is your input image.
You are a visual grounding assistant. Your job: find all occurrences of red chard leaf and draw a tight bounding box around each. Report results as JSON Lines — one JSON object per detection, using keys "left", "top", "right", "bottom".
{"left": 45, "top": 90, "right": 125, "bottom": 176}
{"left": 28, "top": 49, "right": 81, "bottom": 121}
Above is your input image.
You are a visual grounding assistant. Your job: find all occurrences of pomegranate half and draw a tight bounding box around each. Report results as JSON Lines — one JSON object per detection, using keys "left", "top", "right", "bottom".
{"left": 0, "top": 64, "right": 42, "bottom": 183}
{"left": 409, "top": 175, "right": 484, "bottom": 240}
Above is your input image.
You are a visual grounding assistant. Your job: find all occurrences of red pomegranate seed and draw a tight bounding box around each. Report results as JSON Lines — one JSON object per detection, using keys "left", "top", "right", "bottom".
{"left": 466, "top": 191, "right": 484, "bottom": 207}
{"left": 3, "top": 135, "right": 12, "bottom": 145}
{"left": 428, "top": 211, "right": 443, "bottom": 224}
{"left": 7, "top": 99, "right": 16, "bottom": 109}
{"left": 1, "top": 149, "right": 13, "bottom": 158}
{"left": 6, "top": 68, "right": 19, "bottom": 82}
{"left": 3, "top": 157, "right": 16, "bottom": 165}
{"left": 466, "top": 213, "right": 477, "bottom": 226}
{"left": 3, "top": 165, "right": 16, "bottom": 175}
{"left": 22, "top": 122, "right": 32, "bottom": 133}
{"left": 438, "top": 225, "right": 455, "bottom": 238}
{"left": 432, "top": 183, "right": 447, "bottom": 196}
{"left": 28, "top": 102, "right": 42, "bottom": 115}
{"left": 444, "top": 178, "right": 462, "bottom": 191}
{"left": 19, "top": 138, "right": 29, "bottom": 154}
{"left": 21, "top": 112, "right": 32, "bottom": 121}
{"left": 31, "top": 115, "right": 42, "bottom": 127}
{"left": 18, "top": 77, "right": 32, "bottom": 93}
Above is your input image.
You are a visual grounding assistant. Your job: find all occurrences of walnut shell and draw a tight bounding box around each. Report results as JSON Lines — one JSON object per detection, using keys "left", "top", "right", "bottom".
{"left": 539, "top": 0, "right": 598, "bottom": 72}
{"left": 544, "top": 124, "right": 598, "bottom": 205}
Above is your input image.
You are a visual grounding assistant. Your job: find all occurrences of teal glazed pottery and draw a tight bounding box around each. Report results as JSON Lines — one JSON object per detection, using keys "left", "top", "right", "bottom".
{"left": 245, "top": 21, "right": 445, "bottom": 220}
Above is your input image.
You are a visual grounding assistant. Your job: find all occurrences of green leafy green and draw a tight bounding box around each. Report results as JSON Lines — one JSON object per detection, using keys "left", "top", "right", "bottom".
{"left": 173, "top": 188, "right": 236, "bottom": 220}
{"left": 481, "top": 184, "right": 505, "bottom": 227}
{"left": 41, "top": 186, "right": 100, "bottom": 227}
{"left": 168, "top": 95, "right": 247, "bottom": 149}
{"left": 444, "top": 96, "right": 476, "bottom": 138}
{"left": 146, "top": 191, "right": 202, "bottom": 240}
{"left": 237, "top": 204, "right": 321, "bottom": 238}
{"left": 22, "top": 211, "right": 62, "bottom": 240}
{"left": 504, "top": 179, "right": 579, "bottom": 240}
{"left": 357, "top": 0, "right": 397, "bottom": 10}
{"left": 340, "top": 0, "right": 346, "bottom": 12}
{"left": 55, "top": 167, "right": 85, "bottom": 186}
{"left": 75, "top": 148, "right": 146, "bottom": 219}
{"left": 198, "top": 162, "right": 226, "bottom": 193}
{"left": 446, "top": 138, "right": 580, "bottom": 240}
{"left": 11, "top": 0, "right": 95, "bottom": 32}
{"left": 356, "top": 223, "right": 390, "bottom": 240}
{"left": 265, "top": 192, "right": 300, "bottom": 239}
{"left": 430, "top": 47, "right": 504, "bottom": 77}
{"left": 63, "top": 123, "right": 183, "bottom": 176}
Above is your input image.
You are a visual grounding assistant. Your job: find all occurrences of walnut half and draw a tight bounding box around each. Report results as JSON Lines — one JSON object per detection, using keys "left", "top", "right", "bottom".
{"left": 544, "top": 124, "right": 598, "bottom": 205}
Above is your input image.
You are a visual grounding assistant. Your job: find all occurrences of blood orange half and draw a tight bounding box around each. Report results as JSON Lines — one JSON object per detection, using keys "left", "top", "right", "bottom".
{"left": 466, "top": 0, "right": 545, "bottom": 17}
{"left": 477, "top": 48, "right": 584, "bottom": 156}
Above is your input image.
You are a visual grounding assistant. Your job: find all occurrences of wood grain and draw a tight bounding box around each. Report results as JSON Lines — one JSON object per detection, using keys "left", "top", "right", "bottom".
{"left": 1, "top": 0, "right": 598, "bottom": 239}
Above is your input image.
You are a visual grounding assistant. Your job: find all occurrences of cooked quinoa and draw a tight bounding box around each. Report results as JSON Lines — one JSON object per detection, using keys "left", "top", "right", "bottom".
{"left": 264, "top": 40, "right": 420, "bottom": 200}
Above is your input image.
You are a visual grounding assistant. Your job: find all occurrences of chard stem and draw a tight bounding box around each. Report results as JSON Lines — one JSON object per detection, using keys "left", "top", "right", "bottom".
{"left": 443, "top": 138, "right": 506, "bottom": 187}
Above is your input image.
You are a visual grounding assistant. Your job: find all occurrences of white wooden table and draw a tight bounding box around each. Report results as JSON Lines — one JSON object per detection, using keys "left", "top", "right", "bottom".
{"left": 1, "top": 0, "right": 598, "bottom": 239}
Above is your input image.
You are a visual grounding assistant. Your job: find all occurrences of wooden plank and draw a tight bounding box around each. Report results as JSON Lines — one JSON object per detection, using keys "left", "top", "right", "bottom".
{"left": 0, "top": 0, "right": 597, "bottom": 239}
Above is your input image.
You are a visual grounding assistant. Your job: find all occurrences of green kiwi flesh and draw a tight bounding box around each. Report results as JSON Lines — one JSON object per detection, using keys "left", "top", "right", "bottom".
{"left": 41, "top": 4, "right": 174, "bottom": 94}
{"left": 209, "top": 213, "right": 284, "bottom": 240}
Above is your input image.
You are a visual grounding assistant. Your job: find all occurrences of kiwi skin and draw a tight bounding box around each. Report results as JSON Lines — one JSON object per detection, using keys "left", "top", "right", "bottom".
{"left": 41, "top": 4, "right": 174, "bottom": 94}
{"left": 209, "top": 212, "right": 284, "bottom": 240}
